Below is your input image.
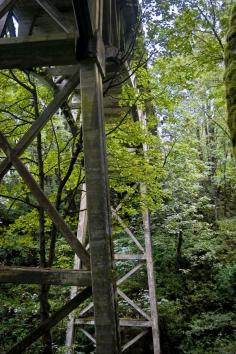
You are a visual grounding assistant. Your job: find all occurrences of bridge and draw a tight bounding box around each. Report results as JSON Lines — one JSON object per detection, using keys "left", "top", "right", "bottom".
{"left": 0, "top": 1, "right": 160, "bottom": 353}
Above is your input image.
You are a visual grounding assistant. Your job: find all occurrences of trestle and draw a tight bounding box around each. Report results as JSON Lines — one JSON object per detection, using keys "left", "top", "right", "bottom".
{"left": 0, "top": 1, "right": 160, "bottom": 353}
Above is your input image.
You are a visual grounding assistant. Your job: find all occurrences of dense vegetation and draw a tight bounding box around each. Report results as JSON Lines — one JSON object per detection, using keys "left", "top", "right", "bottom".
{"left": 0, "top": 0, "right": 235, "bottom": 353}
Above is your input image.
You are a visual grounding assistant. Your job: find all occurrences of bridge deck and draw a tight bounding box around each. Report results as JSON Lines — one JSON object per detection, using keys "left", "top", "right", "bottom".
{"left": 14, "top": 0, "right": 76, "bottom": 34}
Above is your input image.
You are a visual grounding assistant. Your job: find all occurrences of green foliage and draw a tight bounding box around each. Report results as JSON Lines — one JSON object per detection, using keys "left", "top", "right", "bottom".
{"left": 0, "top": 1, "right": 236, "bottom": 353}
{"left": 139, "top": 1, "right": 236, "bottom": 353}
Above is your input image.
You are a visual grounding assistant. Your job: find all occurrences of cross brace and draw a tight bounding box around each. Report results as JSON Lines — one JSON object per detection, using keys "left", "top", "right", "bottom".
{"left": 6, "top": 287, "right": 92, "bottom": 354}
{"left": 0, "top": 0, "right": 16, "bottom": 18}
{"left": 34, "top": 0, "right": 75, "bottom": 33}
{"left": 76, "top": 318, "right": 151, "bottom": 328}
{"left": 0, "top": 267, "right": 91, "bottom": 286}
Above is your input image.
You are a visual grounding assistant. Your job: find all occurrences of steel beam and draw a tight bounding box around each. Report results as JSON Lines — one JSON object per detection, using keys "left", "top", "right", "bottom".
{"left": 122, "top": 330, "right": 149, "bottom": 352}
{"left": 0, "top": 267, "right": 91, "bottom": 286}
{"left": 80, "top": 59, "right": 120, "bottom": 353}
{"left": 76, "top": 318, "right": 151, "bottom": 328}
{"left": 0, "top": 0, "right": 16, "bottom": 19}
{"left": 0, "top": 34, "right": 78, "bottom": 69}
{"left": 35, "top": 0, "right": 74, "bottom": 33}
{"left": 6, "top": 287, "right": 92, "bottom": 354}
{"left": 65, "top": 184, "right": 88, "bottom": 348}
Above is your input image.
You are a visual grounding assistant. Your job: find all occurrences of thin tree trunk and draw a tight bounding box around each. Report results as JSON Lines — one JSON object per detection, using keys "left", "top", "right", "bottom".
{"left": 34, "top": 89, "right": 53, "bottom": 353}
{"left": 176, "top": 230, "right": 183, "bottom": 270}
{"left": 47, "top": 133, "right": 83, "bottom": 267}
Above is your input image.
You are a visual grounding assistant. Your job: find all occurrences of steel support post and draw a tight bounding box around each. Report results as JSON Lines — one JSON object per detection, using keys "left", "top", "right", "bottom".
{"left": 65, "top": 183, "right": 88, "bottom": 351}
{"left": 139, "top": 111, "right": 161, "bottom": 354}
{"left": 80, "top": 61, "right": 120, "bottom": 354}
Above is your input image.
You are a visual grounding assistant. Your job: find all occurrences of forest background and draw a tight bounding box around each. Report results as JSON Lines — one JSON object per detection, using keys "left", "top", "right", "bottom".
{"left": 0, "top": 0, "right": 235, "bottom": 353}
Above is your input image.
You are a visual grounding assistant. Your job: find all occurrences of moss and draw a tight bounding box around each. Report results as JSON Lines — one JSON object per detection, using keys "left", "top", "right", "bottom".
{"left": 225, "top": 5, "right": 236, "bottom": 157}
{"left": 230, "top": 5, "right": 236, "bottom": 25}
{"left": 226, "top": 25, "right": 236, "bottom": 41}
{"left": 225, "top": 61, "right": 236, "bottom": 78}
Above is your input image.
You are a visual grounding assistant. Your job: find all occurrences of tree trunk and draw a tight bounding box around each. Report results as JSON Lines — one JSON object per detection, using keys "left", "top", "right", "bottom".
{"left": 34, "top": 89, "right": 53, "bottom": 354}
{"left": 176, "top": 230, "right": 183, "bottom": 270}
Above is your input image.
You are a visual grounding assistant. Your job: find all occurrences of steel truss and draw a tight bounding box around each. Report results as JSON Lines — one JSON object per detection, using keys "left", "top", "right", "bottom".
{"left": 0, "top": 1, "right": 160, "bottom": 353}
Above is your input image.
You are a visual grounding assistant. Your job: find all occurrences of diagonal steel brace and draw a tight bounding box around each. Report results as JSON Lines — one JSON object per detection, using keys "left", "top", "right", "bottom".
{"left": 0, "top": 132, "right": 90, "bottom": 268}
